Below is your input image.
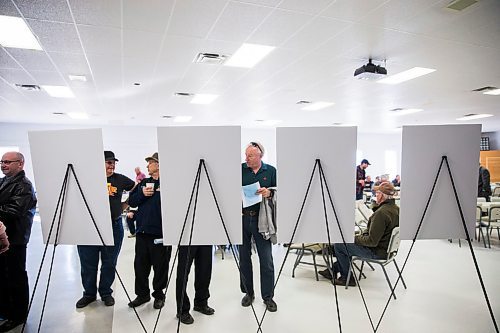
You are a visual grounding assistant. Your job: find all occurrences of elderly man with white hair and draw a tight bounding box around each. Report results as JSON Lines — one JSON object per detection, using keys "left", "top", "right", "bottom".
{"left": 331, "top": 181, "right": 399, "bottom": 286}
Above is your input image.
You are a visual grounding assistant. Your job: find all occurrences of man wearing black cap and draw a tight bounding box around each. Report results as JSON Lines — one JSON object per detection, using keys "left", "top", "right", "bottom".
{"left": 128, "top": 152, "right": 172, "bottom": 311}
{"left": 76, "top": 151, "right": 135, "bottom": 308}
{"left": 356, "top": 159, "right": 371, "bottom": 200}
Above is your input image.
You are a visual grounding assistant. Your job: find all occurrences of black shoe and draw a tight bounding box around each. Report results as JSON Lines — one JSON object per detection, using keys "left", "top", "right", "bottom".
{"left": 102, "top": 295, "right": 115, "bottom": 306}
{"left": 128, "top": 295, "right": 151, "bottom": 308}
{"left": 0, "top": 320, "right": 23, "bottom": 332}
{"left": 193, "top": 305, "right": 215, "bottom": 315}
{"left": 318, "top": 269, "right": 333, "bottom": 280}
{"left": 176, "top": 312, "right": 194, "bottom": 325}
{"left": 76, "top": 295, "right": 97, "bottom": 308}
{"left": 333, "top": 277, "right": 356, "bottom": 287}
{"left": 263, "top": 299, "right": 277, "bottom": 312}
{"left": 241, "top": 294, "right": 254, "bottom": 307}
{"left": 153, "top": 298, "right": 165, "bottom": 309}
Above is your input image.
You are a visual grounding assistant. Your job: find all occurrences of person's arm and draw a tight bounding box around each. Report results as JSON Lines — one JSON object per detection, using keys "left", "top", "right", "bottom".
{"left": 0, "top": 222, "right": 9, "bottom": 254}
{"left": 355, "top": 212, "right": 386, "bottom": 247}
{"left": 482, "top": 169, "right": 491, "bottom": 192}
{"left": 128, "top": 181, "right": 148, "bottom": 207}
{"left": 0, "top": 184, "right": 35, "bottom": 222}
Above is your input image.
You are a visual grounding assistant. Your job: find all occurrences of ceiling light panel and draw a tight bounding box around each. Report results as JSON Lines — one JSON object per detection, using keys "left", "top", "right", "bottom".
{"left": 174, "top": 116, "right": 192, "bottom": 123}
{"left": 378, "top": 67, "right": 436, "bottom": 84}
{"left": 190, "top": 94, "right": 218, "bottom": 104}
{"left": 302, "top": 101, "right": 334, "bottom": 111}
{"left": 68, "top": 75, "right": 87, "bottom": 82}
{"left": 224, "top": 43, "right": 275, "bottom": 68}
{"left": 41, "top": 85, "right": 75, "bottom": 98}
{"left": 67, "top": 112, "right": 89, "bottom": 119}
{"left": 483, "top": 88, "right": 500, "bottom": 96}
{"left": 0, "top": 15, "right": 42, "bottom": 50}
{"left": 389, "top": 108, "right": 423, "bottom": 116}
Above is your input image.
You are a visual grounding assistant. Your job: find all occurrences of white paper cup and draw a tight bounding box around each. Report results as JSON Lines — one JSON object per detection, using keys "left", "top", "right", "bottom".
{"left": 146, "top": 183, "right": 155, "bottom": 189}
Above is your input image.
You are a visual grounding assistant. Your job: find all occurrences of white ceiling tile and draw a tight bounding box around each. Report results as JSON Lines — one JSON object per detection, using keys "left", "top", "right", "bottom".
{"left": 48, "top": 52, "right": 92, "bottom": 77}
{"left": 86, "top": 54, "right": 121, "bottom": 92}
{"left": 4, "top": 49, "right": 56, "bottom": 71}
{"left": 281, "top": 16, "right": 350, "bottom": 51}
{"left": 167, "top": 0, "right": 227, "bottom": 38}
{"left": 208, "top": 1, "right": 272, "bottom": 42}
{"left": 27, "top": 20, "right": 82, "bottom": 54}
{"left": 122, "top": 30, "right": 163, "bottom": 59}
{"left": 0, "top": 47, "right": 20, "bottom": 69}
{"left": 277, "top": 0, "right": 335, "bottom": 15}
{"left": 122, "top": 0, "right": 175, "bottom": 33}
{"left": 237, "top": 0, "right": 282, "bottom": 6}
{"left": 78, "top": 25, "right": 121, "bottom": 56}
{"left": 30, "top": 70, "right": 66, "bottom": 86}
{"left": 13, "top": 0, "right": 73, "bottom": 22}
{"left": 122, "top": 57, "right": 155, "bottom": 86}
{"left": 0, "top": 68, "right": 34, "bottom": 85}
{"left": 0, "top": 1, "right": 21, "bottom": 17}
{"left": 321, "top": 0, "right": 388, "bottom": 23}
{"left": 68, "top": 0, "right": 121, "bottom": 27}
{"left": 247, "top": 9, "right": 312, "bottom": 46}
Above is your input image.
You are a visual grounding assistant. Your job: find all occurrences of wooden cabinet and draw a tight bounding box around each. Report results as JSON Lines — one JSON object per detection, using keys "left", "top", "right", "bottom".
{"left": 480, "top": 150, "right": 500, "bottom": 182}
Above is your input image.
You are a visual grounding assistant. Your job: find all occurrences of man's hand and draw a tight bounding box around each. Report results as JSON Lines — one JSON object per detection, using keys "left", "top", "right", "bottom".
{"left": 142, "top": 186, "right": 155, "bottom": 197}
{"left": 256, "top": 187, "right": 272, "bottom": 198}
{"left": 0, "top": 236, "right": 9, "bottom": 254}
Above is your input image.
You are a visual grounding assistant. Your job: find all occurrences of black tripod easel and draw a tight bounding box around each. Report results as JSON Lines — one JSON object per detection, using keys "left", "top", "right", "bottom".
{"left": 151, "top": 159, "right": 265, "bottom": 333}
{"left": 373, "top": 155, "right": 499, "bottom": 333}
{"left": 255, "top": 159, "right": 377, "bottom": 333}
{"left": 22, "top": 164, "right": 148, "bottom": 333}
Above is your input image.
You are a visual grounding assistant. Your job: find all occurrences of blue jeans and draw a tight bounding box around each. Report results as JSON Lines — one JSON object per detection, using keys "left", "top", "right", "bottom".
{"left": 239, "top": 215, "right": 275, "bottom": 300}
{"left": 77, "top": 218, "right": 124, "bottom": 297}
{"left": 333, "top": 243, "right": 380, "bottom": 280}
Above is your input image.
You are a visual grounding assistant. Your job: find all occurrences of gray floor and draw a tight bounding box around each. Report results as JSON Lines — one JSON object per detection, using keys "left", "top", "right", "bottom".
{"left": 13, "top": 219, "right": 500, "bottom": 333}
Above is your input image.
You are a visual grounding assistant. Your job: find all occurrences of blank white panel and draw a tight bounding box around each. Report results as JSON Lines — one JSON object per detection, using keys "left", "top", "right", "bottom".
{"left": 159, "top": 126, "right": 241, "bottom": 245}
{"left": 28, "top": 129, "right": 113, "bottom": 245}
{"left": 277, "top": 127, "right": 356, "bottom": 243}
{"left": 400, "top": 125, "right": 480, "bottom": 240}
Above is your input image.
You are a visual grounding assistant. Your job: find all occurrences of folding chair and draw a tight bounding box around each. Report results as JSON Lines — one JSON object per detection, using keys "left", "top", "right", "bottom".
{"left": 290, "top": 243, "right": 327, "bottom": 281}
{"left": 476, "top": 205, "right": 489, "bottom": 248}
{"left": 346, "top": 227, "right": 407, "bottom": 300}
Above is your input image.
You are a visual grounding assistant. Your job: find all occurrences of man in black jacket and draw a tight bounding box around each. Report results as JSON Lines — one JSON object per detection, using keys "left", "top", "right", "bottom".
{"left": 128, "top": 152, "right": 172, "bottom": 310}
{"left": 0, "top": 152, "right": 37, "bottom": 332}
{"left": 478, "top": 165, "right": 491, "bottom": 202}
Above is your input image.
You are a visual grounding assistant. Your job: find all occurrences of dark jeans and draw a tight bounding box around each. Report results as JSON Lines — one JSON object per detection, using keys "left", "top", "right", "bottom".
{"left": 126, "top": 216, "right": 136, "bottom": 235}
{"left": 333, "top": 243, "right": 380, "bottom": 279}
{"left": 77, "top": 218, "right": 123, "bottom": 297}
{"left": 176, "top": 245, "right": 212, "bottom": 314}
{"left": 0, "top": 245, "right": 29, "bottom": 321}
{"left": 356, "top": 192, "right": 364, "bottom": 200}
{"left": 134, "top": 233, "right": 172, "bottom": 300}
{"left": 239, "top": 215, "right": 275, "bottom": 300}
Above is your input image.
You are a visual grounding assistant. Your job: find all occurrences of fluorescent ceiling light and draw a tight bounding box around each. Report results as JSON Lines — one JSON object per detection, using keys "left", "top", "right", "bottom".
{"left": 68, "top": 74, "right": 87, "bottom": 82}
{"left": 174, "top": 116, "right": 192, "bottom": 123}
{"left": 302, "top": 101, "right": 334, "bottom": 111}
{"left": 0, "top": 15, "right": 42, "bottom": 50}
{"left": 390, "top": 108, "right": 423, "bottom": 116}
{"left": 41, "top": 85, "right": 75, "bottom": 98}
{"left": 483, "top": 88, "right": 500, "bottom": 96}
{"left": 378, "top": 67, "right": 436, "bottom": 84}
{"left": 224, "top": 43, "right": 275, "bottom": 68}
{"left": 67, "top": 112, "right": 89, "bottom": 120}
{"left": 255, "top": 119, "right": 282, "bottom": 126}
{"left": 190, "top": 94, "right": 218, "bottom": 104}
{"left": 456, "top": 114, "right": 493, "bottom": 121}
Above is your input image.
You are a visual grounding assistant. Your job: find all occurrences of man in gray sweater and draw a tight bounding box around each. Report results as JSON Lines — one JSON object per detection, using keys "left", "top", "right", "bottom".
{"left": 331, "top": 181, "right": 399, "bottom": 286}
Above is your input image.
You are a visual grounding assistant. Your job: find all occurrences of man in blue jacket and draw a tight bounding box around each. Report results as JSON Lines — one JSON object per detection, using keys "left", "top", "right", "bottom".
{"left": 128, "top": 152, "right": 172, "bottom": 310}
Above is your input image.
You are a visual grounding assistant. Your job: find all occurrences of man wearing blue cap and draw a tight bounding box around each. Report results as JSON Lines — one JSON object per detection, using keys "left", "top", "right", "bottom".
{"left": 356, "top": 159, "right": 371, "bottom": 200}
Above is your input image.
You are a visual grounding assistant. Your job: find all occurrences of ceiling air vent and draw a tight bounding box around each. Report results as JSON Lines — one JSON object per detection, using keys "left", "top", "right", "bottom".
{"left": 174, "top": 92, "right": 194, "bottom": 97}
{"left": 194, "top": 53, "right": 227, "bottom": 65}
{"left": 296, "top": 100, "right": 312, "bottom": 105}
{"left": 472, "top": 86, "right": 497, "bottom": 92}
{"left": 446, "top": 0, "right": 477, "bottom": 11}
{"left": 15, "top": 84, "right": 40, "bottom": 91}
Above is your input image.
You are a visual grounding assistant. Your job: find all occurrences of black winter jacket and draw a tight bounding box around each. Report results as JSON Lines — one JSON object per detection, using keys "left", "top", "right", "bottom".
{"left": 128, "top": 177, "right": 163, "bottom": 237}
{"left": 0, "top": 170, "right": 37, "bottom": 245}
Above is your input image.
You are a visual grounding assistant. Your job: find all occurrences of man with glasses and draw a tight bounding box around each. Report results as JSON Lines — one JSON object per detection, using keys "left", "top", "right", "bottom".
{"left": 240, "top": 142, "right": 278, "bottom": 312}
{"left": 76, "top": 151, "right": 135, "bottom": 308}
{"left": 0, "top": 152, "right": 37, "bottom": 332}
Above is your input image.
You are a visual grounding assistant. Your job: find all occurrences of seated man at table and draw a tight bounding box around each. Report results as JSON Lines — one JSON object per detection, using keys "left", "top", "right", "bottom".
{"left": 320, "top": 182, "right": 399, "bottom": 285}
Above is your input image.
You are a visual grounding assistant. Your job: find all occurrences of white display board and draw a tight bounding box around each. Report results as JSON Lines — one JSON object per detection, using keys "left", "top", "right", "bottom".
{"left": 277, "top": 127, "right": 356, "bottom": 243}
{"left": 28, "top": 129, "right": 113, "bottom": 245}
{"left": 159, "top": 126, "right": 242, "bottom": 245}
{"left": 399, "top": 125, "right": 480, "bottom": 240}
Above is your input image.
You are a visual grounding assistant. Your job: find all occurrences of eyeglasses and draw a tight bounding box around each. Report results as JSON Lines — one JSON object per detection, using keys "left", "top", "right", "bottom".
{"left": 250, "top": 142, "right": 262, "bottom": 152}
{"left": 105, "top": 161, "right": 116, "bottom": 165}
{"left": 0, "top": 160, "right": 20, "bottom": 165}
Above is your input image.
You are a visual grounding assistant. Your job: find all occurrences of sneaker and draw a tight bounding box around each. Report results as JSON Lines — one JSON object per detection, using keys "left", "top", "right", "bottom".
{"left": 128, "top": 295, "right": 151, "bottom": 308}
{"left": 176, "top": 312, "right": 194, "bottom": 325}
{"left": 241, "top": 294, "right": 255, "bottom": 307}
{"left": 153, "top": 298, "right": 165, "bottom": 309}
{"left": 263, "top": 299, "right": 277, "bottom": 312}
{"left": 102, "top": 295, "right": 115, "bottom": 306}
{"left": 193, "top": 305, "right": 215, "bottom": 315}
{"left": 76, "top": 296, "right": 96, "bottom": 308}
{"left": 333, "top": 277, "right": 356, "bottom": 287}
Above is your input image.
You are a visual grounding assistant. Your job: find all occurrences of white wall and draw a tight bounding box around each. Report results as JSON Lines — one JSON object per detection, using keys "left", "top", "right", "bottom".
{"left": 0, "top": 123, "right": 404, "bottom": 188}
